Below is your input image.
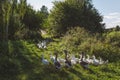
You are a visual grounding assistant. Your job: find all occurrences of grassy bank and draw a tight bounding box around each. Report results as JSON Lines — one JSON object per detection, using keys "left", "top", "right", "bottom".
{"left": 0, "top": 40, "right": 120, "bottom": 80}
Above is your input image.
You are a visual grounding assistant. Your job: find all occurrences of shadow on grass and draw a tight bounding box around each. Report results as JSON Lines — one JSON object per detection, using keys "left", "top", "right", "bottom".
{"left": 0, "top": 40, "right": 41, "bottom": 80}
{"left": 0, "top": 40, "right": 73, "bottom": 80}
{"left": 0, "top": 41, "right": 19, "bottom": 80}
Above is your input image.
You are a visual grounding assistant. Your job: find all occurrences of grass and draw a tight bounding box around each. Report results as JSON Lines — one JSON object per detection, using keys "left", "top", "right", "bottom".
{"left": 0, "top": 40, "right": 120, "bottom": 80}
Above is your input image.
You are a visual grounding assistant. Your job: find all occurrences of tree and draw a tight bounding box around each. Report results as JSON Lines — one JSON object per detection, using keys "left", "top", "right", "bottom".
{"left": 0, "top": 0, "right": 13, "bottom": 55}
{"left": 1, "top": 0, "right": 12, "bottom": 41}
{"left": 40, "top": 5, "right": 48, "bottom": 16}
{"left": 21, "top": 5, "right": 44, "bottom": 40}
{"left": 115, "top": 25, "right": 120, "bottom": 31}
{"left": 0, "top": 0, "right": 27, "bottom": 40}
{"left": 8, "top": 0, "right": 27, "bottom": 40}
{"left": 0, "top": 0, "right": 27, "bottom": 55}
{"left": 48, "top": 0, "right": 104, "bottom": 36}
{"left": 40, "top": 5, "right": 49, "bottom": 29}
{"left": 106, "top": 31, "right": 120, "bottom": 47}
{"left": 0, "top": 0, "right": 4, "bottom": 40}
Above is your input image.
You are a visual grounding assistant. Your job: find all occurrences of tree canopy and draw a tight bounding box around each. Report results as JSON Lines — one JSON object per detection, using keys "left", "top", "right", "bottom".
{"left": 0, "top": 0, "right": 48, "bottom": 41}
{"left": 48, "top": 0, "right": 105, "bottom": 36}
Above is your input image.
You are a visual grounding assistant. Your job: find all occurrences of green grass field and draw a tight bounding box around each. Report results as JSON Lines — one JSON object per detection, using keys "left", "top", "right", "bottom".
{"left": 0, "top": 40, "right": 120, "bottom": 80}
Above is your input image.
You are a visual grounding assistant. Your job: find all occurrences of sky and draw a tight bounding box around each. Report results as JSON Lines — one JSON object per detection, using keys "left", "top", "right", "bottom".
{"left": 27, "top": 0, "right": 120, "bottom": 28}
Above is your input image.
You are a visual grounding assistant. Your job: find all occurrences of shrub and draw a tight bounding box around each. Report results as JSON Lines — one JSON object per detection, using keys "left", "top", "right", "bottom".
{"left": 61, "top": 27, "right": 120, "bottom": 62}
{"left": 61, "top": 27, "right": 90, "bottom": 53}
{"left": 105, "top": 31, "right": 120, "bottom": 47}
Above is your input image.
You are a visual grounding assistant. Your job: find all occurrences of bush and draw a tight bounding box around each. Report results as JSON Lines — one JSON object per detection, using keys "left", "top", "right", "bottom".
{"left": 61, "top": 27, "right": 90, "bottom": 53}
{"left": 61, "top": 27, "right": 120, "bottom": 62}
{"left": 105, "top": 31, "right": 120, "bottom": 47}
{"left": 15, "top": 28, "right": 42, "bottom": 42}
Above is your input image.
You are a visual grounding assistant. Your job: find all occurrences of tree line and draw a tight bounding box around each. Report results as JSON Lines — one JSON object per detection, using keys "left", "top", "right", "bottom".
{"left": 0, "top": 0, "right": 48, "bottom": 42}
{"left": 48, "top": 0, "right": 105, "bottom": 36}
{"left": 3, "top": 0, "right": 120, "bottom": 56}
{"left": 0, "top": 0, "right": 49, "bottom": 55}
{"left": 0, "top": 0, "right": 107, "bottom": 42}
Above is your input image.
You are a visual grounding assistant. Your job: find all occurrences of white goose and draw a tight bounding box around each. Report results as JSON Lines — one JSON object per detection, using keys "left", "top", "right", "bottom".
{"left": 85, "top": 55, "right": 93, "bottom": 64}
{"left": 58, "top": 57, "right": 66, "bottom": 66}
{"left": 41, "top": 54, "right": 49, "bottom": 65}
{"left": 37, "top": 40, "right": 47, "bottom": 49}
{"left": 70, "top": 54, "right": 79, "bottom": 65}
{"left": 37, "top": 42, "right": 42, "bottom": 48}
{"left": 92, "top": 55, "right": 100, "bottom": 66}
{"left": 50, "top": 53, "right": 55, "bottom": 62}
{"left": 79, "top": 53, "right": 89, "bottom": 69}
{"left": 41, "top": 40, "right": 47, "bottom": 48}
{"left": 99, "top": 57, "right": 109, "bottom": 65}
{"left": 78, "top": 54, "right": 82, "bottom": 63}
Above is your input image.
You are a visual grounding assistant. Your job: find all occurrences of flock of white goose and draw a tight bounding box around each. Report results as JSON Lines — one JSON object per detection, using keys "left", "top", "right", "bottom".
{"left": 41, "top": 50, "right": 108, "bottom": 69}
{"left": 37, "top": 40, "right": 47, "bottom": 49}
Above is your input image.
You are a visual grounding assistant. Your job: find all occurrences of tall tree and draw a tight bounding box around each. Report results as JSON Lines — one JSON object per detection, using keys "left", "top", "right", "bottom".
{"left": 0, "top": 0, "right": 12, "bottom": 55}
{"left": 40, "top": 5, "right": 49, "bottom": 29}
{"left": 48, "top": 0, "right": 104, "bottom": 36}
{"left": 115, "top": 25, "right": 120, "bottom": 31}
{"left": 40, "top": 5, "right": 48, "bottom": 15}
{"left": 8, "top": 0, "right": 27, "bottom": 40}
{"left": 1, "top": 0, "right": 12, "bottom": 41}
{"left": 0, "top": 0, "right": 27, "bottom": 40}
{"left": 0, "top": 0, "right": 27, "bottom": 55}
{"left": 21, "top": 5, "right": 43, "bottom": 40}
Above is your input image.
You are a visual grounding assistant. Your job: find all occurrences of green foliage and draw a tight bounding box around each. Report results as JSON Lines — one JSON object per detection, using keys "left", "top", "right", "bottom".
{"left": 0, "top": 0, "right": 27, "bottom": 40}
{"left": 40, "top": 5, "right": 49, "bottom": 18}
{"left": 48, "top": 0, "right": 104, "bottom": 36}
{"left": 61, "top": 27, "right": 120, "bottom": 62}
{"left": 114, "top": 25, "right": 120, "bottom": 31}
{"left": 0, "top": 0, "right": 48, "bottom": 41}
{"left": 22, "top": 5, "right": 40, "bottom": 30}
{"left": 19, "top": 5, "right": 43, "bottom": 41}
{"left": 105, "top": 31, "right": 120, "bottom": 47}
{"left": 0, "top": 40, "right": 120, "bottom": 80}
{"left": 62, "top": 27, "right": 90, "bottom": 52}
{"left": 8, "top": 0, "right": 27, "bottom": 40}
{"left": 0, "top": 0, "right": 12, "bottom": 41}
{"left": 0, "top": 0, "right": 120, "bottom": 80}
